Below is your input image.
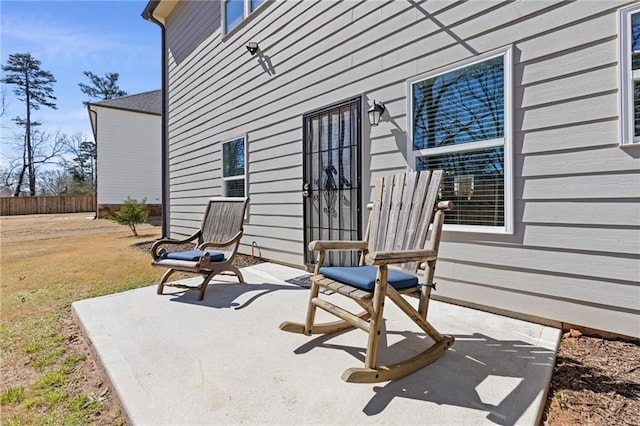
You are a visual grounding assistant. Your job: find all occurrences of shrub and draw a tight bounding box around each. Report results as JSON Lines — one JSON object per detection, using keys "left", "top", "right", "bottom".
{"left": 104, "top": 197, "right": 149, "bottom": 237}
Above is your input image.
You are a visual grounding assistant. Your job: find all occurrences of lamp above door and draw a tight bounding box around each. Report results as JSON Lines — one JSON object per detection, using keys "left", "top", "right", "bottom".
{"left": 368, "top": 101, "right": 385, "bottom": 126}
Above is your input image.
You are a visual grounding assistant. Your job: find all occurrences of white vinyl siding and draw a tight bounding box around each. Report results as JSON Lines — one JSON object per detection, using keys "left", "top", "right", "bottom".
{"left": 163, "top": 0, "right": 640, "bottom": 338}
{"left": 95, "top": 107, "right": 161, "bottom": 205}
{"left": 619, "top": 4, "right": 640, "bottom": 145}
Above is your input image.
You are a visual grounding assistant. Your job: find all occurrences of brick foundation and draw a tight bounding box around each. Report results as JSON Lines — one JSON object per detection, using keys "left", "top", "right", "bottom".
{"left": 97, "top": 203, "right": 162, "bottom": 219}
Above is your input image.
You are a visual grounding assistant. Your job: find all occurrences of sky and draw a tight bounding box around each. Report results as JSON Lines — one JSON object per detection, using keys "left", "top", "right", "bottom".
{"left": 1, "top": 0, "right": 161, "bottom": 146}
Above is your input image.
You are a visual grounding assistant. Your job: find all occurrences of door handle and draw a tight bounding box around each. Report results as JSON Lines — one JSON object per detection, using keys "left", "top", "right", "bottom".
{"left": 302, "top": 183, "right": 311, "bottom": 198}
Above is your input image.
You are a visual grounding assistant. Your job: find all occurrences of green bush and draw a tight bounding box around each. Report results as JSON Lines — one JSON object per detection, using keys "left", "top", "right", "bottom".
{"left": 104, "top": 197, "right": 148, "bottom": 237}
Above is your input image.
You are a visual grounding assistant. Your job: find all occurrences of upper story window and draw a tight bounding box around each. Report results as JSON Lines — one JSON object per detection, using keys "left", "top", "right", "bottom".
{"left": 223, "top": 0, "right": 265, "bottom": 34}
{"left": 408, "top": 47, "right": 513, "bottom": 233}
{"left": 222, "top": 136, "right": 246, "bottom": 197}
{"left": 619, "top": 4, "right": 640, "bottom": 145}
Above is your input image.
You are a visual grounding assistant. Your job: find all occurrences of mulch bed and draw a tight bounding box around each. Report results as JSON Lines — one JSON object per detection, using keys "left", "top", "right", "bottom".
{"left": 542, "top": 330, "right": 640, "bottom": 425}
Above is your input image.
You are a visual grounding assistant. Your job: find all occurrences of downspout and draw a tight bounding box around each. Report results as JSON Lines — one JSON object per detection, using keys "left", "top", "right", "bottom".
{"left": 87, "top": 104, "right": 98, "bottom": 219}
{"left": 142, "top": 1, "right": 169, "bottom": 238}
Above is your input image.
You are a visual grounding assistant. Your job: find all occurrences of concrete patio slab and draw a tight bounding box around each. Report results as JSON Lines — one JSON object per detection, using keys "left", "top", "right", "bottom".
{"left": 73, "top": 263, "right": 560, "bottom": 425}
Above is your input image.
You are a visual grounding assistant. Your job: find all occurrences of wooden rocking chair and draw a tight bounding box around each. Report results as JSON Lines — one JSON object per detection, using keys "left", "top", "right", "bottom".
{"left": 280, "top": 171, "right": 453, "bottom": 383}
{"left": 151, "top": 197, "right": 249, "bottom": 301}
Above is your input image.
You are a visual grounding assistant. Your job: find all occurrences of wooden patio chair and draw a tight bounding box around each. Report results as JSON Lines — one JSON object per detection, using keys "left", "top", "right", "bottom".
{"left": 280, "top": 171, "right": 454, "bottom": 383}
{"left": 151, "top": 197, "right": 249, "bottom": 301}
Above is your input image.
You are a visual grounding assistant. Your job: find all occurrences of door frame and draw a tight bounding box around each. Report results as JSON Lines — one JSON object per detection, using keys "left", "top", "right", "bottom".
{"left": 302, "top": 96, "right": 363, "bottom": 268}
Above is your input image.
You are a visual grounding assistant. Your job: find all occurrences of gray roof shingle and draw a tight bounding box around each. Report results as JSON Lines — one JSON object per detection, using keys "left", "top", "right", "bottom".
{"left": 90, "top": 90, "right": 161, "bottom": 115}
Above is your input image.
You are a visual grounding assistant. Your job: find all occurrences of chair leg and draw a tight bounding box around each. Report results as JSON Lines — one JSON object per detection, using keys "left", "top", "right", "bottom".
{"left": 387, "top": 286, "right": 443, "bottom": 342}
{"left": 303, "top": 278, "right": 321, "bottom": 335}
{"left": 157, "top": 269, "right": 177, "bottom": 295}
{"left": 197, "top": 271, "right": 219, "bottom": 301}
{"left": 418, "top": 259, "right": 436, "bottom": 318}
{"left": 364, "top": 266, "right": 388, "bottom": 370}
{"left": 228, "top": 265, "right": 244, "bottom": 283}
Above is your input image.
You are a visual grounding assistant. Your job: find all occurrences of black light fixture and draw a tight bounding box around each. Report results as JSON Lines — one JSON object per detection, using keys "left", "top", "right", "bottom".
{"left": 246, "top": 41, "right": 259, "bottom": 55}
{"left": 368, "top": 100, "right": 386, "bottom": 126}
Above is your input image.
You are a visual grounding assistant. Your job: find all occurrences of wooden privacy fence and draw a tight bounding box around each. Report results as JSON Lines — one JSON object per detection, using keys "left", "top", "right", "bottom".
{"left": 0, "top": 194, "right": 96, "bottom": 216}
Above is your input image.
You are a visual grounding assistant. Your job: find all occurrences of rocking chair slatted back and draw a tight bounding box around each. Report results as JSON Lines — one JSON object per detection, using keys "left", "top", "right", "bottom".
{"left": 367, "top": 170, "right": 444, "bottom": 272}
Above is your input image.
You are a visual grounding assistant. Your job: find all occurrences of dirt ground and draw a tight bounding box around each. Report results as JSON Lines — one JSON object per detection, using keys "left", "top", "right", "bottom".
{"left": 2, "top": 213, "right": 638, "bottom": 425}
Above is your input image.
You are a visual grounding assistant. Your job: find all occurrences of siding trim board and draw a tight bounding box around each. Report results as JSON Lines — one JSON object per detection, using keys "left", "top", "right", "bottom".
{"left": 154, "top": 0, "right": 640, "bottom": 338}
{"left": 618, "top": 3, "right": 640, "bottom": 146}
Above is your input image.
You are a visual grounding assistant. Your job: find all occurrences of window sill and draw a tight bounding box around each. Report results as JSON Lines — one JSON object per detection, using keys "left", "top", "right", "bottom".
{"left": 443, "top": 224, "right": 513, "bottom": 235}
{"left": 620, "top": 142, "right": 640, "bottom": 151}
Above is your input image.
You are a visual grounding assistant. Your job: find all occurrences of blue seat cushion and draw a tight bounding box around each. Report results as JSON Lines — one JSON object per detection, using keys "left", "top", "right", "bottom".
{"left": 318, "top": 266, "right": 418, "bottom": 292}
{"left": 160, "top": 250, "right": 225, "bottom": 262}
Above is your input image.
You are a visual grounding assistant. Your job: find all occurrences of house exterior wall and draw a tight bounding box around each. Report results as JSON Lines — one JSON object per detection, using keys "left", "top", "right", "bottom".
{"left": 95, "top": 107, "right": 162, "bottom": 216}
{"left": 161, "top": 0, "right": 639, "bottom": 338}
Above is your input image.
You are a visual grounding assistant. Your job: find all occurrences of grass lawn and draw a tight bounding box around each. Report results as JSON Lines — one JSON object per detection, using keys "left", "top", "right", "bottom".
{"left": 1, "top": 213, "right": 163, "bottom": 425}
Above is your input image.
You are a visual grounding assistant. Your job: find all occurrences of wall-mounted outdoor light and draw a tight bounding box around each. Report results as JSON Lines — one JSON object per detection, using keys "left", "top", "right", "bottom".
{"left": 368, "top": 100, "right": 386, "bottom": 126}
{"left": 246, "top": 41, "right": 259, "bottom": 55}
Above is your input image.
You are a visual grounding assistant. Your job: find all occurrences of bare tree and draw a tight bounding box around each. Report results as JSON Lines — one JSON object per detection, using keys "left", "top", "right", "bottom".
{"left": 38, "top": 168, "right": 73, "bottom": 195}
{"left": 2, "top": 130, "right": 66, "bottom": 195}
{"left": 0, "top": 90, "right": 6, "bottom": 118}
{"left": 0, "top": 159, "right": 22, "bottom": 192}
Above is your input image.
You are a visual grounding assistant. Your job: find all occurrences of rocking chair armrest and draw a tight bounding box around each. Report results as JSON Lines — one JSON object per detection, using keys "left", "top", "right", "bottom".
{"left": 151, "top": 230, "right": 202, "bottom": 258}
{"left": 199, "top": 230, "right": 244, "bottom": 250}
{"left": 309, "top": 240, "right": 369, "bottom": 252}
{"left": 365, "top": 249, "right": 437, "bottom": 266}
{"left": 436, "top": 200, "right": 453, "bottom": 211}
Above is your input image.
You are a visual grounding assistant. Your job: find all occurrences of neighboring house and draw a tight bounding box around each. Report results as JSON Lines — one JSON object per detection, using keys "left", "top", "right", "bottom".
{"left": 0, "top": 187, "right": 12, "bottom": 197}
{"left": 88, "top": 90, "right": 162, "bottom": 218}
{"left": 143, "top": 1, "right": 640, "bottom": 338}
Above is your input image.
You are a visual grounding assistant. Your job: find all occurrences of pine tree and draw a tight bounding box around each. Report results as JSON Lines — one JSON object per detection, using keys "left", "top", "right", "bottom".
{"left": 79, "top": 71, "right": 127, "bottom": 105}
{"left": 1, "top": 53, "right": 57, "bottom": 196}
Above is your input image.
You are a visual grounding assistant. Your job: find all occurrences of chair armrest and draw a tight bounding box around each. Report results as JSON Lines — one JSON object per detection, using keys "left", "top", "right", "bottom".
{"left": 151, "top": 230, "right": 201, "bottom": 258}
{"left": 436, "top": 201, "right": 453, "bottom": 211}
{"left": 365, "top": 249, "right": 437, "bottom": 266}
{"left": 308, "top": 240, "right": 368, "bottom": 252}
{"left": 199, "top": 230, "right": 243, "bottom": 250}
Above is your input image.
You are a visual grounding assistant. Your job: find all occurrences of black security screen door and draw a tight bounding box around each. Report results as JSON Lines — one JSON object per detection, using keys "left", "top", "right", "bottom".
{"left": 303, "top": 98, "right": 362, "bottom": 267}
